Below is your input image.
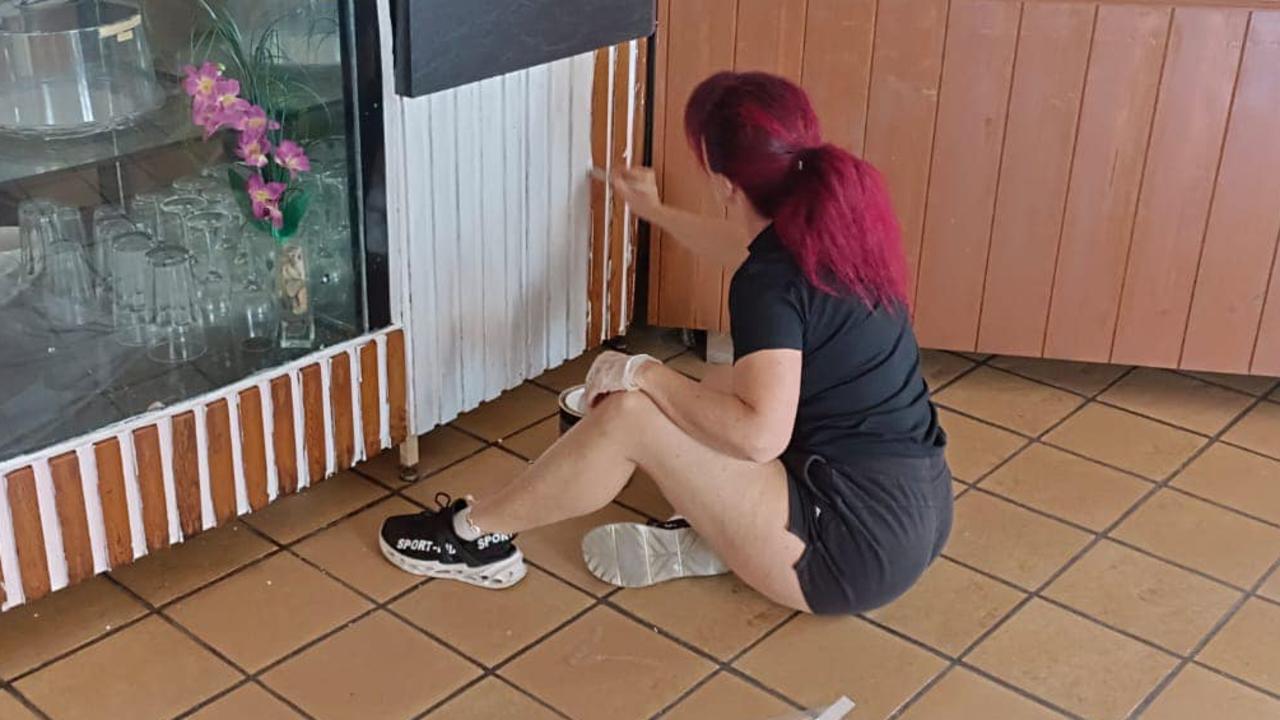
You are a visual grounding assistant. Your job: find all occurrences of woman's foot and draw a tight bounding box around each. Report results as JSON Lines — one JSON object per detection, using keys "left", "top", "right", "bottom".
{"left": 380, "top": 495, "right": 527, "bottom": 589}
{"left": 581, "top": 518, "right": 730, "bottom": 588}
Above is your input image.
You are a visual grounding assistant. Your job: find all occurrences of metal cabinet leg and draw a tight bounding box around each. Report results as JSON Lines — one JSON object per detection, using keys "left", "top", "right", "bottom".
{"left": 398, "top": 438, "right": 420, "bottom": 483}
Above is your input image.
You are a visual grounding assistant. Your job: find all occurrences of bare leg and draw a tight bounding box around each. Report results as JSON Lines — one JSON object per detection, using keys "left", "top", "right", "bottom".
{"left": 468, "top": 391, "right": 809, "bottom": 611}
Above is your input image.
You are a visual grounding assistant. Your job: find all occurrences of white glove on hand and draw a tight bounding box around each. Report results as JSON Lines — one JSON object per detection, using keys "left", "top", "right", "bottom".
{"left": 583, "top": 351, "right": 658, "bottom": 411}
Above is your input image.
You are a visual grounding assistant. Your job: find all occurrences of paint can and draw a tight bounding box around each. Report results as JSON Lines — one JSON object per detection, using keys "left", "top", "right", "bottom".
{"left": 558, "top": 385, "right": 586, "bottom": 435}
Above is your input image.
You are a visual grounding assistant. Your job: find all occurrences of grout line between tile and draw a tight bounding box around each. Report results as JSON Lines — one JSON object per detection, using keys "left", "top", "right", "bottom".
{"left": 1, "top": 684, "right": 51, "bottom": 720}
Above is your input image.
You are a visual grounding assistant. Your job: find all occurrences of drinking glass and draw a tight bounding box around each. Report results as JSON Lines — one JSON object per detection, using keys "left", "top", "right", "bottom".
{"left": 110, "top": 230, "right": 155, "bottom": 347}
{"left": 128, "top": 191, "right": 165, "bottom": 239}
{"left": 92, "top": 205, "right": 135, "bottom": 299}
{"left": 172, "top": 175, "right": 221, "bottom": 196}
{"left": 186, "top": 210, "right": 235, "bottom": 327}
{"left": 17, "top": 198, "right": 55, "bottom": 279}
{"left": 43, "top": 233, "right": 98, "bottom": 328}
{"left": 147, "top": 245, "right": 206, "bottom": 364}
{"left": 235, "top": 276, "right": 278, "bottom": 352}
{"left": 157, "top": 194, "right": 207, "bottom": 248}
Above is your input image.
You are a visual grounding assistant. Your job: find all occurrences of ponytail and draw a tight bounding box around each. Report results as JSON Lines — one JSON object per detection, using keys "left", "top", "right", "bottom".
{"left": 685, "top": 72, "right": 909, "bottom": 310}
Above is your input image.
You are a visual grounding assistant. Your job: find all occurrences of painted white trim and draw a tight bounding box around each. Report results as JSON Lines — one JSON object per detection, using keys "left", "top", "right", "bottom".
{"left": 116, "top": 431, "right": 146, "bottom": 560}
{"left": 31, "top": 459, "right": 68, "bottom": 591}
{"left": 376, "top": 334, "right": 392, "bottom": 449}
{"left": 227, "top": 391, "right": 250, "bottom": 516}
{"left": 156, "top": 416, "right": 182, "bottom": 545}
{"left": 620, "top": 39, "right": 639, "bottom": 337}
{"left": 258, "top": 380, "right": 279, "bottom": 502}
{"left": 76, "top": 445, "right": 108, "bottom": 574}
{"left": 0, "top": 473, "right": 24, "bottom": 609}
{"left": 319, "top": 356, "right": 336, "bottom": 477}
{"left": 347, "top": 346, "right": 365, "bottom": 463}
{"left": 290, "top": 367, "right": 310, "bottom": 490}
{"left": 193, "top": 404, "right": 215, "bottom": 530}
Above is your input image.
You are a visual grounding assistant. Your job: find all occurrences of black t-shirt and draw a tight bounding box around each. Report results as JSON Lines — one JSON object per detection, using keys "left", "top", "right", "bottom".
{"left": 729, "top": 225, "right": 946, "bottom": 465}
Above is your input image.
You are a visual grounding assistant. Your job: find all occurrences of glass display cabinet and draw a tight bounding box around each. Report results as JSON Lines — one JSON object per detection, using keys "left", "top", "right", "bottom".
{"left": 0, "top": 0, "right": 388, "bottom": 461}
{"left": 0, "top": 0, "right": 404, "bottom": 610}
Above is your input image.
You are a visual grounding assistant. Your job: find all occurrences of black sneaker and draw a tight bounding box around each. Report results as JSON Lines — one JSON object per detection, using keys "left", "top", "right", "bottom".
{"left": 379, "top": 494, "right": 526, "bottom": 589}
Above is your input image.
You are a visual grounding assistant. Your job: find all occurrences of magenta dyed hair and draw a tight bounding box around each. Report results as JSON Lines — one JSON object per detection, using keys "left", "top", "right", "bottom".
{"left": 685, "top": 71, "right": 908, "bottom": 308}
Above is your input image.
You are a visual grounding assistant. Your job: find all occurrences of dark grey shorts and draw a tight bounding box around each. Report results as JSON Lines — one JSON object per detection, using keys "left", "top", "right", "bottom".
{"left": 784, "top": 452, "right": 953, "bottom": 615}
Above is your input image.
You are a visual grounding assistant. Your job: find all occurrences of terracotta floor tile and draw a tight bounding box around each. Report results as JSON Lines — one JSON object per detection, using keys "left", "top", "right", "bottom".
{"left": 1144, "top": 664, "right": 1280, "bottom": 720}
{"left": 736, "top": 615, "right": 945, "bottom": 716}
{"left": 292, "top": 496, "right": 425, "bottom": 601}
{"left": 1100, "top": 369, "right": 1254, "bottom": 435}
{"left": 111, "top": 521, "right": 274, "bottom": 606}
{"left": 945, "top": 492, "right": 1092, "bottom": 590}
{"left": 867, "top": 558, "right": 1025, "bottom": 656}
{"left": 1044, "top": 540, "right": 1241, "bottom": 655}
{"left": 1198, "top": 598, "right": 1280, "bottom": 694}
{"left": 1260, "top": 569, "right": 1280, "bottom": 602}
{"left": 921, "top": 350, "right": 975, "bottom": 389}
{"left": 166, "top": 552, "right": 371, "bottom": 671}
{"left": 979, "top": 444, "right": 1151, "bottom": 531}
{"left": 188, "top": 683, "right": 303, "bottom": 720}
{"left": 392, "top": 566, "right": 592, "bottom": 665}
{"left": 1173, "top": 443, "right": 1280, "bottom": 525}
{"left": 1112, "top": 490, "right": 1280, "bottom": 588}
{"left": 263, "top": 611, "right": 479, "bottom": 720}
{"left": 424, "top": 677, "right": 560, "bottom": 720}
{"left": 0, "top": 691, "right": 38, "bottom": 720}
{"left": 937, "top": 409, "right": 1027, "bottom": 483}
{"left": 534, "top": 350, "right": 600, "bottom": 392}
{"left": 519, "top": 503, "right": 647, "bottom": 595}
{"left": 663, "top": 672, "right": 794, "bottom": 720}
{"left": 1185, "top": 371, "right": 1279, "bottom": 397}
{"left": 0, "top": 576, "right": 148, "bottom": 679}
{"left": 668, "top": 352, "right": 712, "bottom": 380}
{"left": 622, "top": 327, "right": 690, "bottom": 361}
{"left": 898, "top": 667, "right": 1066, "bottom": 720}
{"left": 1223, "top": 401, "right": 1280, "bottom": 460}
{"left": 990, "top": 357, "right": 1129, "bottom": 396}
{"left": 403, "top": 447, "right": 528, "bottom": 508}
{"left": 14, "top": 615, "right": 239, "bottom": 720}
{"left": 616, "top": 471, "right": 675, "bottom": 520}
{"left": 359, "top": 426, "right": 487, "bottom": 485}
{"left": 967, "top": 599, "right": 1177, "bottom": 720}
{"left": 935, "top": 367, "right": 1085, "bottom": 435}
{"left": 501, "top": 417, "right": 560, "bottom": 461}
{"left": 501, "top": 606, "right": 714, "bottom": 720}
{"left": 243, "top": 471, "right": 388, "bottom": 544}
{"left": 452, "top": 384, "right": 559, "bottom": 441}
{"left": 1046, "top": 404, "right": 1206, "bottom": 480}
{"left": 613, "top": 574, "right": 793, "bottom": 660}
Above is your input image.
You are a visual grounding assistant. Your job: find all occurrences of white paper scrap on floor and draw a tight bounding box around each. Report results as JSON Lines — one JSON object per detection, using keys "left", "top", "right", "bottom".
{"left": 768, "top": 696, "right": 855, "bottom": 720}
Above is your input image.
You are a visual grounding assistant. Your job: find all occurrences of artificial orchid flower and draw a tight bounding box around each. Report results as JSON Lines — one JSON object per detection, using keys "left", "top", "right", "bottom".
{"left": 181, "top": 62, "right": 222, "bottom": 98}
{"left": 274, "top": 140, "right": 311, "bottom": 178}
{"left": 247, "top": 174, "right": 287, "bottom": 229}
{"left": 236, "top": 132, "right": 273, "bottom": 168}
{"left": 233, "top": 104, "right": 281, "bottom": 135}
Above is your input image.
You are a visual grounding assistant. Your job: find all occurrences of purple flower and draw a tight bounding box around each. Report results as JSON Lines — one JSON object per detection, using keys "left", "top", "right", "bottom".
{"left": 274, "top": 140, "right": 311, "bottom": 178}
{"left": 233, "top": 104, "right": 281, "bottom": 135}
{"left": 236, "top": 132, "right": 273, "bottom": 168}
{"left": 182, "top": 62, "right": 221, "bottom": 98}
{"left": 247, "top": 174, "right": 287, "bottom": 229}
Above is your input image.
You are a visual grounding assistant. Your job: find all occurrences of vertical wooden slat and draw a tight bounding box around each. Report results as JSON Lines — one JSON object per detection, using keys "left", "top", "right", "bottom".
{"left": 733, "top": 0, "right": 808, "bottom": 80}
{"left": 270, "top": 376, "right": 300, "bottom": 495}
{"left": 455, "top": 83, "right": 486, "bottom": 406}
{"left": 205, "top": 399, "right": 237, "bottom": 525}
{"left": 913, "top": 0, "right": 1022, "bottom": 350}
{"left": 648, "top": 0, "right": 673, "bottom": 323}
{"left": 863, "top": 0, "right": 949, "bottom": 306}
{"left": 621, "top": 38, "right": 648, "bottom": 335}
{"left": 526, "top": 66, "right": 552, "bottom": 376}
{"left": 479, "top": 76, "right": 511, "bottom": 398}
{"left": 1112, "top": 8, "right": 1249, "bottom": 367}
{"left": 131, "top": 426, "right": 170, "bottom": 552}
{"left": 547, "top": 59, "right": 575, "bottom": 366}
{"left": 48, "top": 452, "right": 92, "bottom": 584}
{"left": 503, "top": 70, "right": 530, "bottom": 379}
{"left": 652, "top": 0, "right": 738, "bottom": 330}
{"left": 1182, "top": 13, "right": 1280, "bottom": 373}
{"left": 238, "top": 387, "right": 270, "bottom": 511}
{"left": 606, "top": 43, "right": 632, "bottom": 342}
{"left": 93, "top": 439, "right": 133, "bottom": 568}
{"left": 589, "top": 47, "right": 612, "bottom": 347}
{"left": 799, "top": 0, "right": 877, "bottom": 155}
{"left": 330, "top": 352, "right": 356, "bottom": 471}
{"left": 359, "top": 343, "right": 382, "bottom": 460}
{"left": 6, "top": 468, "right": 50, "bottom": 602}
{"left": 426, "top": 89, "right": 464, "bottom": 416}
{"left": 387, "top": 330, "right": 409, "bottom": 446}
{"left": 171, "top": 411, "right": 202, "bottom": 537}
{"left": 568, "top": 53, "right": 595, "bottom": 361}
{"left": 1044, "top": 5, "right": 1171, "bottom": 362}
{"left": 301, "top": 364, "right": 327, "bottom": 483}
{"left": 977, "top": 2, "right": 1094, "bottom": 357}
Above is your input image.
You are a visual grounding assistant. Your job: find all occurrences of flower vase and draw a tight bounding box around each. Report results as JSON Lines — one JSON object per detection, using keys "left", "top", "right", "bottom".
{"left": 275, "top": 239, "right": 315, "bottom": 349}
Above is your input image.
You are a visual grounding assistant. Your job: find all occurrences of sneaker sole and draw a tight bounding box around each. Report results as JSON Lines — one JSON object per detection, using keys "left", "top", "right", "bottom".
{"left": 379, "top": 536, "right": 527, "bottom": 589}
{"left": 581, "top": 522, "right": 730, "bottom": 588}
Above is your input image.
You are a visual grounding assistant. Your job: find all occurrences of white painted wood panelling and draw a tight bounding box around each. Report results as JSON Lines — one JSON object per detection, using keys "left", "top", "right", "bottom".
{"left": 395, "top": 56, "right": 596, "bottom": 428}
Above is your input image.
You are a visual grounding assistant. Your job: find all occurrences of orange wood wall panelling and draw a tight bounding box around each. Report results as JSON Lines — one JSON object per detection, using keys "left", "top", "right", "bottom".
{"left": 238, "top": 387, "right": 270, "bottom": 511}
{"left": 301, "top": 365, "right": 327, "bottom": 483}
{"left": 171, "top": 412, "right": 204, "bottom": 537}
{"left": 5, "top": 467, "right": 50, "bottom": 601}
{"left": 204, "top": 399, "right": 238, "bottom": 526}
{"left": 387, "top": 330, "right": 409, "bottom": 446}
{"left": 48, "top": 452, "right": 93, "bottom": 584}
{"left": 132, "top": 426, "right": 171, "bottom": 552}
{"left": 359, "top": 343, "right": 382, "bottom": 461}
{"left": 270, "top": 376, "right": 300, "bottom": 495}
{"left": 330, "top": 353, "right": 356, "bottom": 472}
{"left": 94, "top": 438, "right": 134, "bottom": 568}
